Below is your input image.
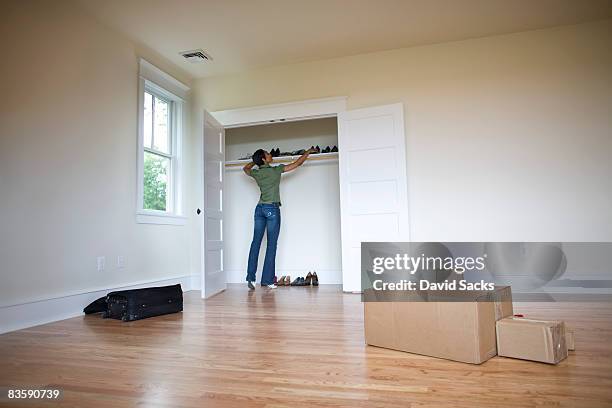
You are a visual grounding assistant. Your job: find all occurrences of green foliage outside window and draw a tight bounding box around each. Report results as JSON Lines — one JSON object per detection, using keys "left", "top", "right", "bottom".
{"left": 143, "top": 152, "right": 169, "bottom": 211}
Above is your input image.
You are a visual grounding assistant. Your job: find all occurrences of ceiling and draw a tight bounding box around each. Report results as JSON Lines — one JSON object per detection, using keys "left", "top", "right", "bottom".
{"left": 75, "top": 0, "right": 612, "bottom": 78}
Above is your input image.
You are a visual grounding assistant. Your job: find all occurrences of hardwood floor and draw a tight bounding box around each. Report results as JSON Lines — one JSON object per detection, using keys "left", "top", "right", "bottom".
{"left": 1, "top": 284, "right": 611, "bottom": 407}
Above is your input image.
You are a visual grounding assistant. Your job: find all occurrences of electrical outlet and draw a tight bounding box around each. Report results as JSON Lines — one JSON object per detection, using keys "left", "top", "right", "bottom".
{"left": 117, "top": 255, "right": 125, "bottom": 269}
{"left": 96, "top": 256, "right": 105, "bottom": 272}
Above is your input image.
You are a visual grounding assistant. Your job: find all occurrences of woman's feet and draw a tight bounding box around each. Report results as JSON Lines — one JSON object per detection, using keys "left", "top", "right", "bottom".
{"left": 247, "top": 281, "right": 277, "bottom": 289}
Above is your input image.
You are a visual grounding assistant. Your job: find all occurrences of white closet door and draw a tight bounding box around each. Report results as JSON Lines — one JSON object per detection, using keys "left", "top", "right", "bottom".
{"left": 202, "top": 110, "right": 226, "bottom": 298}
{"left": 338, "top": 103, "right": 409, "bottom": 292}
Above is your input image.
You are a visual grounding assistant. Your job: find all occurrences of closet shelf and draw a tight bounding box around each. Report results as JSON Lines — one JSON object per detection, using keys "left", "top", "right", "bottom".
{"left": 225, "top": 152, "right": 339, "bottom": 168}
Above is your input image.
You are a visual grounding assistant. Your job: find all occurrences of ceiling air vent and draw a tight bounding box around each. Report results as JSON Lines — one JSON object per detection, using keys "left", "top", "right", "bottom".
{"left": 179, "top": 49, "right": 213, "bottom": 63}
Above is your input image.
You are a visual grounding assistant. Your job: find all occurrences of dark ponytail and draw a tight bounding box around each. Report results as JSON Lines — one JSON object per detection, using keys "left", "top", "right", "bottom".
{"left": 252, "top": 149, "right": 266, "bottom": 166}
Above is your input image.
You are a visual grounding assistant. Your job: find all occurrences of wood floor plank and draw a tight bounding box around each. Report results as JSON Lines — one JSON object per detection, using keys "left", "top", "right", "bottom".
{"left": 0, "top": 284, "right": 611, "bottom": 407}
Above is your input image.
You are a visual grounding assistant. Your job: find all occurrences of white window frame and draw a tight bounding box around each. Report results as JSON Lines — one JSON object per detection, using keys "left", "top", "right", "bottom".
{"left": 136, "top": 59, "right": 189, "bottom": 225}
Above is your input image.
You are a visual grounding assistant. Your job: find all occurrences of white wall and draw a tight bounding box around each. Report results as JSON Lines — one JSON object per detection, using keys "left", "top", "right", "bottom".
{"left": 0, "top": 1, "right": 196, "bottom": 310}
{"left": 193, "top": 19, "right": 612, "bottom": 249}
{"left": 224, "top": 118, "right": 342, "bottom": 283}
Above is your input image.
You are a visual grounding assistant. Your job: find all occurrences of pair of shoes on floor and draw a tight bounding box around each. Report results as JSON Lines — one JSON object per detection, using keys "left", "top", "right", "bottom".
{"left": 290, "top": 272, "right": 319, "bottom": 286}
{"left": 306, "top": 271, "right": 319, "bottom": 286}
{"left": 277, "top": 275, "right": 291, "bottom": 286}
{"left": 270, "top": 148, "right": 281, "bottom": 157}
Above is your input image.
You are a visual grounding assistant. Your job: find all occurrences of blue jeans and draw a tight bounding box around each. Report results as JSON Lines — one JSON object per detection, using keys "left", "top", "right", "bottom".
{"left": 246, "top": 203, "right": 281, "bottom": 285}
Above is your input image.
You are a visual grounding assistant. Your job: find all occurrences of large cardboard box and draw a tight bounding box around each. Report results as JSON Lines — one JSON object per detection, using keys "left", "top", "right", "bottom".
{"left": 496, "top": 317, "right": 568, "bottom": 364}
{"left": 566, "top": 329, "right": 575, "bottom": 351}
{"left": 364, "top": 286, "right": 513, "bottom": 364}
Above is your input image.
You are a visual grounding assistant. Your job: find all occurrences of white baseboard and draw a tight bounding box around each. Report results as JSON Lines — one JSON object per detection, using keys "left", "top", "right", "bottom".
{"left": 190, "top": 274, "right": 201, "bottom": 294}
{"left": 0, "top": 275, "right": 196, "bottom": 334}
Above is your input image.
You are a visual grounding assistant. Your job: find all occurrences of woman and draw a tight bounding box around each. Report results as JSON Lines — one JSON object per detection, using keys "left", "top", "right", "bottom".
{"left": 242, "top": 148, "right": 315, "bottom": 289}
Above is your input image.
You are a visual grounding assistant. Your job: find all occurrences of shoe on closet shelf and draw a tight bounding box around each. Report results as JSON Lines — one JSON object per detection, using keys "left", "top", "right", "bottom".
{"left": 248, "top": 281, "right": 256, "bottom": 291}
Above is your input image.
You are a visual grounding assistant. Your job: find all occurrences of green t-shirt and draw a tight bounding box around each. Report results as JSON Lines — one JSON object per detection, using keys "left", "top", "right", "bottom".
{"left": 250, "top": 163, "right": 286, "bottom": 205}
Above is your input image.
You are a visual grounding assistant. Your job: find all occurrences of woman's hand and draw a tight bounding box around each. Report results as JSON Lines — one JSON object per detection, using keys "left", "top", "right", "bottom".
{"left": 284, "top": 149, "right": 313, "bottom": 173}
{"left": 243, "top": 161, "right": 256, "bottom": 176}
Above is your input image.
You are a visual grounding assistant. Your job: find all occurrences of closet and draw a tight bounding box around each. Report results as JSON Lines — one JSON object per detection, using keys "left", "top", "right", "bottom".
{"left": 201, "top": 98, "right": 409, "bottom": 298}
{"left": 224, "top": 118, "right": 342, "bottom": 286}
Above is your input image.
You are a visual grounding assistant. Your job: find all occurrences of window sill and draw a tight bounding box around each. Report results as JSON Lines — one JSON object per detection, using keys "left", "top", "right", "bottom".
{"left": 136, "top": 210, "right": 187, "bottom": 225}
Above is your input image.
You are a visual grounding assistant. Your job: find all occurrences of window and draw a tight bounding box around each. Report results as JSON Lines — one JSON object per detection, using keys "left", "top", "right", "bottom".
{"left": 137, "top": 59, "right": 189, "bottom": 225}
{"left": 143, "top": 90, "right": 172, "bottom": 212}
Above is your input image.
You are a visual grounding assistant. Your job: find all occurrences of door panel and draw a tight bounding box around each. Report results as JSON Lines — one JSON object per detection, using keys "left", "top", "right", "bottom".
{"left": 345, "top": 114, "right": 395, "bottom": 148}
{"left": 205, "top": 185, "right": 222, "bottom": 211}
{"left": 202, "top": 110, "right": 226, "bottom": 298}
{"left": 205, "top": 248, "right": 223, "bottom": 272}
{"left": 348, "top": 181, "right": 398, "bottom": 213}
{"left": 338, "top": 103, "right": 409, "bottom": 292}
{"left": 347, "top": 147, "right": 397, "bottom": 181}
{"left": 205, "top": 217, "right": 223, "bottom": 241}
{"left": 348, "top": 214, "right": 400, "bottom": 242}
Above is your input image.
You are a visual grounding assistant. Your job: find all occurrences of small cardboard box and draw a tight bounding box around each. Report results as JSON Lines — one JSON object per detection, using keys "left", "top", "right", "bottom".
{"left": 496, "top": 317, "right": 568, "bottom": 364}
{"left": 364, "top": 286, "right": 513, "bottom": 364}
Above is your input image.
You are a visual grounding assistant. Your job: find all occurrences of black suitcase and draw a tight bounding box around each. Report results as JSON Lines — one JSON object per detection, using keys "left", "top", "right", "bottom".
{"left": 83, "top": 296, "right": 107, "bottom": 314}
{"left": 103, "top": 284, "right": 183, "bottom": 322}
